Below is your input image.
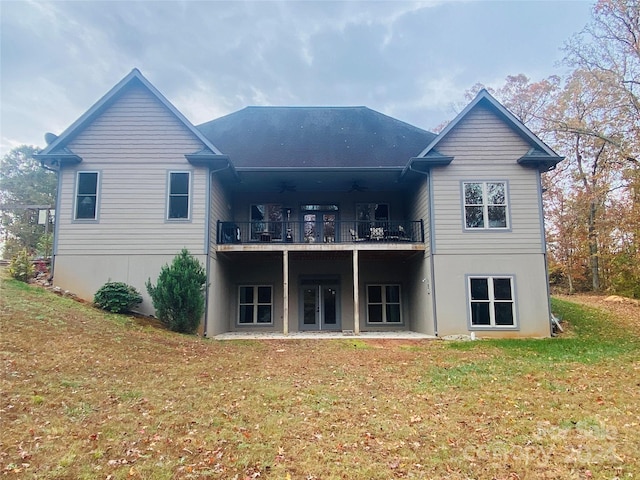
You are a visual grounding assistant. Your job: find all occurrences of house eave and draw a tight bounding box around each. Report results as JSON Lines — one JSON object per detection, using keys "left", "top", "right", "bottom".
{"left": 33, "top": 153, "right": 82, "bottom": 170}
{"left": 517, "top": 154, "right": 564, "bottom": 172}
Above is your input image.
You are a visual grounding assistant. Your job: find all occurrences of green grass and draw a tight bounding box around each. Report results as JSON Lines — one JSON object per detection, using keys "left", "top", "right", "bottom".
{"left": 449, "top": 297, "right": 639, "bottom": 363}
{"left": 2, "top": 276, "right": 639, "bottom": 479}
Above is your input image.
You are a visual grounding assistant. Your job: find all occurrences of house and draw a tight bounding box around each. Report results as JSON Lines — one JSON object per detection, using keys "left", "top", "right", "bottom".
{"left": 35, "top": 69, "right": 563, "bottom": 338}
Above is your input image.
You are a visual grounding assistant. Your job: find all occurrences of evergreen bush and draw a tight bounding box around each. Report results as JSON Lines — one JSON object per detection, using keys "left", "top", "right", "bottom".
{"left": 146, "top": 249, "right": 207, "bottom": 334}
{"left": 94, "top": 281, "right": 143, "bottom": 313}
{"left": 8, "top": 248, "right": 34, "bottom": 283}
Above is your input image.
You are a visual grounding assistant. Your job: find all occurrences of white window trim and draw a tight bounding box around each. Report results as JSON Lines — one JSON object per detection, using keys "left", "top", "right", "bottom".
{"left": 167, "top": 171, "right": 192, "bottom": 221}
{"left": 462, "top": 181, "right": 510, "bottom": 230}
{"left": 366, "top": 284, "right": 403, "bottom": 325}
{"left": 73, "top": 171, "right": 100, "bottom": 222}
{"left": 467, "top": 275, "right": 518, "bottom": 329}
{"left": 237, "top": 285, "right": 273, "bottom": 325}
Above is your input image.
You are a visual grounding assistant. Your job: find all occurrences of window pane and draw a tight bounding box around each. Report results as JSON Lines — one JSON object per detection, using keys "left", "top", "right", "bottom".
{"left": 386, "top": 304, "right": 401, "bottom": 323}
{"left": 471, "top": 302, "right": 490, "bottom": 325}
{"left": 256, "top": 305, "right": 271, "bottom": 323}
{"left": 493, "top": 278, "right": 512, "bottom": 300}
{"left": 78, "top": 173, "right": 98, "bottom": 195}
{"left": 465, "top": 206, "right": 484, "bottom": 228}
{"left": 488, "top": 206, "right": 507, "bottom": 228}
{"left": 257, "top": 286, "right": 271, "bottom": 304}
{"left": 368, "top": 305, "right": 383, "bottom": 322}
{"left": 239, "top": 286, "right": 253, "bottom": 304}
{"left": 374, "top": 204, "right": 389, "bottom": 221}
{"left": 386, "top": 285, "right": 400, "bottom": 303}
{"left": 169, "top": 196, "right": 189, "bottom": 219}
{"left": 251, "top": 205, "right": 265, "bottom": 221}
{"left": 76, "top": 196, "right": 96, "bottom": 219}
{"left": 494, "top": 302, "right": 514, "bottom": 325}
{"left": 470, "top": 278, "right": 489, "bottom": 300}
{"left": 170, "top": 173, "right": 189, "bottom": 195}
{"left": 487, "top": 182, "right": 505, "bottom": 204}
{"left": 464, "top": 183, "right": 483, "bottom": 204}
{"left": 239, "top": 305, "right": 254, "bottom": 323}
{"left": 368, "top": 286, "right": 382, "bottom": 303}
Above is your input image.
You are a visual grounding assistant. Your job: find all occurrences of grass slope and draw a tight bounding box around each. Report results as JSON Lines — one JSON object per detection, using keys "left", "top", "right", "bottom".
{"left": 1, "top": 278, "right": 639, "bottom": 479}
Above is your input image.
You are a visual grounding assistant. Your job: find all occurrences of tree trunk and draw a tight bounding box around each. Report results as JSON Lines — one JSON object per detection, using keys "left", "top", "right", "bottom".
{"left": 588, "top": 200, "right": 600, "bottom": 291}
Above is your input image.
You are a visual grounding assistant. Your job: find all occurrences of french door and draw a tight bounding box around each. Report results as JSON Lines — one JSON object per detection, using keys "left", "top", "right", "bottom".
{"left": 301, "top": 283, "right": 340, "bottom": 331}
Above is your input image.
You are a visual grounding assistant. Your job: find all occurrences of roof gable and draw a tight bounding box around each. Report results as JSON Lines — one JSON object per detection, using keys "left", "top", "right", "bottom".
{"left": 38, "top": 69, "right": 223, "bottom": 158}
{"left": 417, "top": 89, "right": 563, "bottom": 171}
{"left": 197, "top": 106, "right": 437, "bottom": 169}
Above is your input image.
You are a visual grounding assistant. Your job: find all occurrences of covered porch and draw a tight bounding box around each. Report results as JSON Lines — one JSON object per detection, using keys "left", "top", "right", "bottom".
{"left": 207, "top": 247, "right": 433, "bottom": 336}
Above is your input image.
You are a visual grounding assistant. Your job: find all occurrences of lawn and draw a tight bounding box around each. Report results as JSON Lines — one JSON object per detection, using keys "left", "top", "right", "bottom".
{"left": 1, "top": 277, "right": 639, "bottom": 479}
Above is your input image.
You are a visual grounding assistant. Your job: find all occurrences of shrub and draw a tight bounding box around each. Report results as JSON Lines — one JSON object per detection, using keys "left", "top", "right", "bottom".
{"left": 146, "top": 249, "right": 207, "bottom": 334}
{"left": 8, "top": 248, "right": 34, "bottom": 283}
{"left": 94, "top": 281, "right": 143, "bottom": 313}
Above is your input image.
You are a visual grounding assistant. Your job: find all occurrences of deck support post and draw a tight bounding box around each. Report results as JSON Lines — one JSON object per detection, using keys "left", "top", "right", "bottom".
{"left": 283, "top": 250, "right": 289, "bottom": 335}
{"left": 353, "top": 249, "right": 360, "bottom": 335}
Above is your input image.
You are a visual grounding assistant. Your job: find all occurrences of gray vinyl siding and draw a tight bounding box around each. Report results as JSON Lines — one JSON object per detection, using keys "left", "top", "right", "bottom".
{"left": 407, "top": 177, "right": 430, "bottom": 254}
{"left": 57, "top": 84, "right": 208, "bottom": 255}
{"left": 431, "top": 105, "right": 544, "bottom": 255}
{"left": 209, "top": 175, "right": 231, "bottom": 252}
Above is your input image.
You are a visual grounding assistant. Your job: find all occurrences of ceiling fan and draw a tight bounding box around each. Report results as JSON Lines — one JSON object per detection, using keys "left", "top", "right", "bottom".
{"left": 349, "top": 181, "right": 368, "bottom": 192}
{"left": 279, "top": 182, "right": 297, "bottom": 193}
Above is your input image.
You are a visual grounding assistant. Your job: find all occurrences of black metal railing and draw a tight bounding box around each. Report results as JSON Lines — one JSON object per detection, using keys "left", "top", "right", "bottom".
{"left": 217, "top": 220, "right": 424, "bottom": 245}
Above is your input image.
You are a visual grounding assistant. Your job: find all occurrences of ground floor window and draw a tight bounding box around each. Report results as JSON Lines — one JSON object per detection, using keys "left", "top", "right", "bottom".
{"left": 238, "top": 286, "right": 273, "bottom": 324}
{"left": 367, "top": 284, "right": 402, "bottom": 324}
{"left": 468, "top": 276, "right": 516, "bottom": 327}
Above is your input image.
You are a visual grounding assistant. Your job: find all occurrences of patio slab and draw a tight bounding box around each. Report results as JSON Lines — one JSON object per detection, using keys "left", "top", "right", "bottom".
{"left": 212, "top": 331, "right": 438, "bottom": 340}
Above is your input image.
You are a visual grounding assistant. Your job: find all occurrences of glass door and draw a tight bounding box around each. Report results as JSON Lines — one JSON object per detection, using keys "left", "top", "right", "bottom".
{"left": 301, "top": 283, "right": 339, "bottom": 330}
{"left": 301, "top": 204, "right": 338, "bottom": 243}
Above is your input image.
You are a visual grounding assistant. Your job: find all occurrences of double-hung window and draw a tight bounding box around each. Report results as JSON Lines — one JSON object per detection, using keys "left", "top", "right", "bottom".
{"left": 367, "top": 285, "right": 402, "bottom": 324}
{"left": 463, "top": 181, "right": 508, "bottom": 229}
{"left": 468, "top": 276, "right": 516, "bottom": 328}
{"left": 168, "top": 172, "right": 190, "bottom": 220}
{"left": 238, "top": 286, "right": 273, "bottom": 324}
{"left": 75, "top": 171, "right": 99, "bottom": 220}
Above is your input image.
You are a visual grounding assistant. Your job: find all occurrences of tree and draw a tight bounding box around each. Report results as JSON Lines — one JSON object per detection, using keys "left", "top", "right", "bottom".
{"left": 0, "top": 145, "right": 57, "bottom": 259}
{"left": 146, "top": 249, "right": 207, "bottom": 334}
{"left": 563, "top": 0, "right": 640, "bottom": 294}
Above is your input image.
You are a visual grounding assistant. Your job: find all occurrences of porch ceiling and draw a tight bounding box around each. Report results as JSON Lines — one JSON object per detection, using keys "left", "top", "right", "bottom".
{"left": 225, "top": 168, "right": 414, "bottom": 193}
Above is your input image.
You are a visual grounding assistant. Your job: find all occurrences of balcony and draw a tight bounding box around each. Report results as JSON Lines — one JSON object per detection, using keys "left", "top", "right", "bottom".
{"left": 217, "top": 220, "right": 424, "bottom": 245}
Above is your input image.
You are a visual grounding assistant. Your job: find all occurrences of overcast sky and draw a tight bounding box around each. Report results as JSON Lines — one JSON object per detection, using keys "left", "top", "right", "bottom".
{"left": 0, "top": 0, "right": 594, "bottom": 156}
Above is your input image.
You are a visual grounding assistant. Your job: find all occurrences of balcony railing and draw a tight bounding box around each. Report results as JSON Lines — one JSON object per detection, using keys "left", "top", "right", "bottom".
{"left": 217, "top": 220, "right": 424, "bottom": 245}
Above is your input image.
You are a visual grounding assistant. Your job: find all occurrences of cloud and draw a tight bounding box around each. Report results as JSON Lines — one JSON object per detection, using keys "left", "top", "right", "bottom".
{"left": 1, "top": 0, "right": 593, "bottom": 155}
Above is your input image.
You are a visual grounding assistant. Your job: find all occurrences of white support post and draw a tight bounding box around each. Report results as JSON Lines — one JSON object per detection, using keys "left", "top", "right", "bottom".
{"left": 353, "top": 249, "right": 360, "bottom": 335}
{"left": 283, "top": 250, "right": 289, "bottom": 335}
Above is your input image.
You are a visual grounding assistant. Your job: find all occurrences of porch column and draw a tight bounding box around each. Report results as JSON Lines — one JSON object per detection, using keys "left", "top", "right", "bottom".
{"left": 283, "top": 250, "right": 289, "bottom": 335}
{"left": 353, "top": 249, "right": 360, "bottom": 335}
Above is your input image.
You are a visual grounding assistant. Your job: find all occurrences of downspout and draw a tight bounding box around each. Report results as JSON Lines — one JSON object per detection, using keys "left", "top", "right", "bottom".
{"left": 203, "top": 162, "right": 234, "bottom": 337}
{"left": 407, "top": 163, "right": 439, "bottom": 337}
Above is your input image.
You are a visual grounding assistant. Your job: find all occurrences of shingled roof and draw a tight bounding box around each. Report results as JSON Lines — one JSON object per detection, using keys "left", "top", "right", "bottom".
{"left": 197, "top": 106, "right": 436, "bottom": 169}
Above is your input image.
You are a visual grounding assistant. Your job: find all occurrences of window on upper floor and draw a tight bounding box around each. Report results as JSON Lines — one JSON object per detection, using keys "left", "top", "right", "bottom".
{"left": 75, "top": 171, "right": 99, "bottom": 220}
{"left": 367, "top": 284, "right": 402, "bottom": 324}
{"left": 463, "top": 181, "right": 508, "bottom": 229}
{"left": 468, "top": 276, "right": 516, "bottom": 328}
{"left": 168, "top": 172, "right": 190, "bottom": 220}
{"left": 238, "top": 285, "right": 273, "bottom": 325}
